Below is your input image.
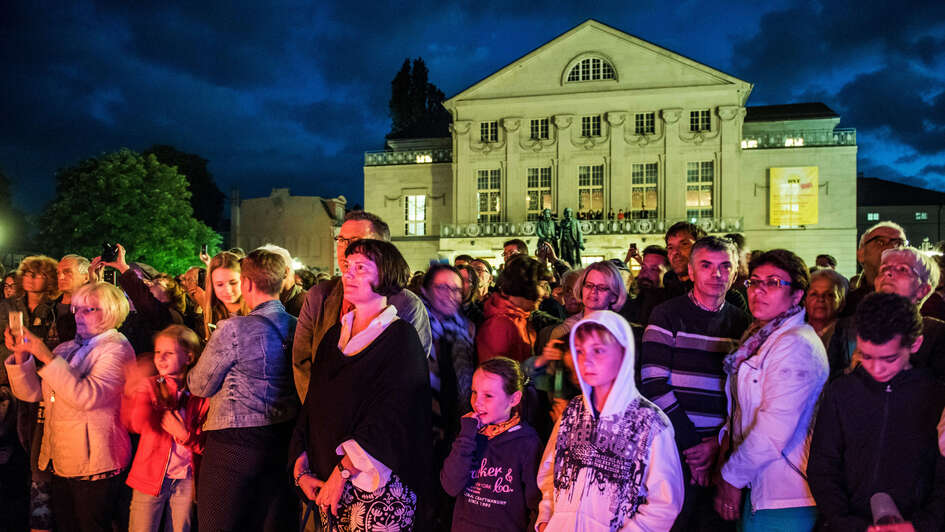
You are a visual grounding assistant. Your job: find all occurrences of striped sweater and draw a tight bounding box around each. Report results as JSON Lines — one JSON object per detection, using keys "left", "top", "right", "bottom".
{"left": 640, "top": 295, "right": 751, "bottom": 450}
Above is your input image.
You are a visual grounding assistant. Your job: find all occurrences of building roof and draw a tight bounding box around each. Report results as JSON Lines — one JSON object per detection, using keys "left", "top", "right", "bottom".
{"left": 858, "top": 177, "right": 945, "bottom": 206}
{"left": 744, "top": 102, "right": 838, "bottom": 122}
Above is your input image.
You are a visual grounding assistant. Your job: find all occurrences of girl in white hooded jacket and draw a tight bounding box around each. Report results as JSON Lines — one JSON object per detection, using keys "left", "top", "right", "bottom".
{"left": 536, "top": 310, "right": 683, "bottom": 532}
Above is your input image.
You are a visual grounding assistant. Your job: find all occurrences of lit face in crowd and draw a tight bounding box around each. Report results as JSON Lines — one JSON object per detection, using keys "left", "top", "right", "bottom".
{"left": 574, "top": 328, "right": 625, "bottom": 395}
{"left": 211, "top": 268, "right": 241, "bottom": 307}
{"left": 875, "top": 258, "right": 929, "bottom": 304}
{"left": 153, "top": 336, "right": 191, "bottom": 378}
{"left": 666, "top": 231, "right": 696, "bottom": 277}
{"left": 470, "top": 260, "right": 493, "bottom": 297}
{"left": 342, "top": 253, "right": 381, "bottom": 305}
{"left": 857, "top": 227, "right": 906, "bottom": 277}
{"left": 3, "top": 276, "right": 17, "bottom": 298}
{"left": 73, "top": 296, "right": 108, "bottom": 337}
{"left": 470, "top": 369, "right": 521, "bottom": 426}
{"left": 335, "top": 220, "right": 380, "bottom": 273}
{"left": 502, "top": 244, "right": 524, "bottom": 264}
{"left": 57, "top": 259, "right": 88, "bottom": 295}
{"left": 22, "top": 269, "right": 48, "bottom": 295}
{"left": 856, "top": 334, "right": 920, "bottom": 383}
{"left": 581, "top": 269, "right": 617, "bottom": 312}
{"left": 688, "top": 247, "right": 735, "bottom": 303}
{"left": 427, "top": 269, "right": 464, "bottom": 317}
{"left": 637, "top": 253, "right": 668, "bottom": 289}
{"left": 805, "top": 277, "right": 842, "bottom": 324}
{"left": 746, "top": 263, "right": 803, "bottom": 322}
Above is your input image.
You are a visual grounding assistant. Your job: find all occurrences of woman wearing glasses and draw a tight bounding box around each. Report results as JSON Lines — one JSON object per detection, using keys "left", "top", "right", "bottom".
{"left": 714, "top": 249, "right": 828, "bottom": 531}
{"left": 5, "top": 282, "right": 135, "bottom": 532}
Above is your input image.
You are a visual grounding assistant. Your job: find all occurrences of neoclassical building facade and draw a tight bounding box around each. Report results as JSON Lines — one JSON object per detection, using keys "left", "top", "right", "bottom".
{"left": 364, "top": 20, "right": 858, "bottom": 275}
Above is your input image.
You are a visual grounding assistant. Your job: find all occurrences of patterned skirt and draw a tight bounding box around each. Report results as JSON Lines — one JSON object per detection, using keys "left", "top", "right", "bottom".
{"left": 319, "top": 473, "right": 416, "bottom": 532}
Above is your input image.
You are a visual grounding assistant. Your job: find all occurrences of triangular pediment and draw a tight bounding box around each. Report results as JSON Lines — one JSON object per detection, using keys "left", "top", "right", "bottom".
{"left": 445, "top": 20, "right": 750, "bottom": 107}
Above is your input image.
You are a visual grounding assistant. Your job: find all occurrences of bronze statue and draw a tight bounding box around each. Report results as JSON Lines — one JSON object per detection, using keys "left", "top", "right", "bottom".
{"left": 536, "top": 208, "right": 558, "bottom": 255}
{"left": 558, "top": 207, "right": 584, "bottom": 268}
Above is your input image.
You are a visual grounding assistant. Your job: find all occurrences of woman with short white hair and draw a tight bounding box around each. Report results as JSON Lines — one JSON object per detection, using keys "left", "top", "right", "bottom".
{"left": 4, "top": 282, "right": 135, "bottom": 532}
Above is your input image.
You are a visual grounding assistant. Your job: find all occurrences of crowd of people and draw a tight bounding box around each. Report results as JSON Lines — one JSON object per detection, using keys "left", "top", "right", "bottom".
{"left": 0, "top": 211, "right": 944, "bottom": 532}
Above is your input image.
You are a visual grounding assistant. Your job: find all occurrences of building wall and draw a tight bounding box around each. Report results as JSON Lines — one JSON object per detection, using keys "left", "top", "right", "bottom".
{"left": 857, "top": 205, "right": 945, "bottom": 250}
{"left": 233, "top": 188, "right": 341, "bottom": 271}
{"left": 363, "top": 162, "right": 452, "bottom": 238}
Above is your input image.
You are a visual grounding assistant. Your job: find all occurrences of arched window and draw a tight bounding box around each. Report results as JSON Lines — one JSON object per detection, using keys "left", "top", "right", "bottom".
{"left": 566, "top": 57, "right": 616, "bottom": 82}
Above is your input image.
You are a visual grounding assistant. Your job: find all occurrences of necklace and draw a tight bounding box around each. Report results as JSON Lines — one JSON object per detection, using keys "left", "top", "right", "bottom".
{"left": 688, "top": 290, "right": 724, "bottom": 313}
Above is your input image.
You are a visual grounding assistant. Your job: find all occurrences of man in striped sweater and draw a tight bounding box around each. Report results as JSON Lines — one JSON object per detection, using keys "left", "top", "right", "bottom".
{"left": 640, "top": 236, "right": 751, "bottom": 531}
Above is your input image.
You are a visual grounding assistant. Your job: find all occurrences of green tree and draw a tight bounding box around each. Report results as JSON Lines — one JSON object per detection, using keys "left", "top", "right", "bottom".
{"left": 0, "top": 168, "right": 27, "bottom": 250}
{"left": 39, "top": 148, "right": 221, "bottom": 273}
{"left": 143, "top": 145, "right": 225, "bottom": 231}
{"left": 387, "top": 57, "right": 451, "bottom": 139}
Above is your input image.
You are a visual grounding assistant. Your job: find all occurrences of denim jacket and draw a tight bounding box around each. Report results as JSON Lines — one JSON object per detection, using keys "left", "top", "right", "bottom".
{"left": 188, "top": 300, "right": 299, "bottom": 431}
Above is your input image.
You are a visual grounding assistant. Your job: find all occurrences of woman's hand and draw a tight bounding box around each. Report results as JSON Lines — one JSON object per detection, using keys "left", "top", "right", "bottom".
{"left": 188, "top": 286, "right": 207, "bottom": 311}
{"left": 11, "top": 328, "right": 54, "bottom": 365}
{"left": 713, "top": 477, "right": 742, "bottom": 521}
{"left": 536, "top": 339, "right": 565, "bottom": 369}
{"left": 293, "top": 452, "right": 324, "bottom": 501}
{"left": 462, "top": 411, "right": 483, "bottom": 429}
{"left": 314, "top": 465, "right": 346, "bottom": 516}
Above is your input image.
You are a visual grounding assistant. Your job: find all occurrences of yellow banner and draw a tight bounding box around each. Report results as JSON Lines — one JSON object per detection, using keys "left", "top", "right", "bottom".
{"left": 770, "top": 167, "right": 818, "bottom": 226}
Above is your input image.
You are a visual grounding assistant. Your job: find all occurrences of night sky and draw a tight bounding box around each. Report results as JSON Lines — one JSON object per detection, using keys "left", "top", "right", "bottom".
{"left": 3, "top": 1, "right": 944, "bottom": 215}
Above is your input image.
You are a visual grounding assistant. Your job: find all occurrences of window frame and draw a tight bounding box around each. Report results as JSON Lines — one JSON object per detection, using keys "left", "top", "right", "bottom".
{"left": 480, "top": 121, "right": 498, "bottom": 143}
{"left": 689, "top": 110, "right": 711, "bottom": 132}
{"left": 530, "top": 118, "right": 550, "bottom": 140}
{"left": 404, "top": 195, "right": 427, "bottom": 236}
{"left": 634, "top": 112, "right": 656, "bottom": 135}
{"left": 526, "top": 167, "right": 553, "bottom": 220}
{"left": 566, "top": 57, "right": 617, "bottom": 82}
{"left": 577, "top": 164, "right": 605, "bottom": 213}
{"left": 629, "top": 162, "right": 659, "bottom": 219}
{"left": 476, "top": 169, "right": 502, "bottom": 223}
{"left": 581, "top": 115, "right": 602, "bottom": 138}
{"left": 686, "top": 160, "right": 714, "bottom": 220}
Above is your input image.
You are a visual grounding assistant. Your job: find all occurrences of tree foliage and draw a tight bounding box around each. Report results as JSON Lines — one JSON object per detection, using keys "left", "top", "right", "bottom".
{"left": 39, "top": 148, "right": 221, "bottom": 274}
{"left": 143, "top": 145, "right": 225, "bottom": 231}
{"left": 387, "top": 57, "right": 451, "bottom": 139}
{"left": 0, "top": 168, "right": 27, "bottom": 250}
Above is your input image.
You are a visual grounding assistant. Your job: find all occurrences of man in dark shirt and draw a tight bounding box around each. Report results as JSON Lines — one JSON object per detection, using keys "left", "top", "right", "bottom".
{"left": 55, "top": 254, "right": 90, "bottom": 343}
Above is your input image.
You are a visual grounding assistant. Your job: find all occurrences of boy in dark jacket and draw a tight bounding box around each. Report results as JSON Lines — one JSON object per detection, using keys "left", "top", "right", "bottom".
{"left": 808, "top": 292, "right": 945, "bottom": 531}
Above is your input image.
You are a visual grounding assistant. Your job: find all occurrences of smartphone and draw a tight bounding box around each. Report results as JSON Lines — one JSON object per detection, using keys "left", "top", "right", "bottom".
{"left": 8, "top": 311, "right": 23, "bottom": 342}
{"left": 103, "top": 268, "right": 117, "bottom": 285}
{"left": 630, "top": 243, "right": 637, "bottom": 251}
{"left": 102, "top": 242, "right": 119, "bottom": 262}
{"left": 200, "top": 244, "right": 208, "bottom": 256}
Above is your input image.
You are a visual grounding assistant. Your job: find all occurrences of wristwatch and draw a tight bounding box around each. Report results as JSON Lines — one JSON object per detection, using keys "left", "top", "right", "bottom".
{"left": 336, "top": 461, "right": 352, "bottom": 480}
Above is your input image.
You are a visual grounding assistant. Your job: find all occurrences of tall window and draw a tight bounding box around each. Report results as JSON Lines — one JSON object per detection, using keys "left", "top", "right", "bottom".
{"left": 567, "top": 57, "right": 616, "bottom": 82}
{"left": 634, "top": 112, "right": 655, "bottom": 135}
{"left": 404, "top": 195, "right": 426, "bottom": 236}
{"left": 480, "top": 121, "right": 498, "bottom": 143}
{"left": 686, "top": 161, "right": 714, "bottom": 220}
{"left": 526, "top": 167, "right": 552, "bottom": 220}
{"left": 630, "top": 163, "right": 658, "bottom": 219}
{"left": 578, "top": 165, "right": 604, "bottom": 212}
{"left": 689, "top": 110, "right": 711, "bottom": 132}
{"left": 581, "top": 115, "right": 601, "bottom": 137}
{"left": 530, "top": 118, "right": 549, "bottom": 140}
{"left": 477, "top": 169, "right": 501, "bottom": 222}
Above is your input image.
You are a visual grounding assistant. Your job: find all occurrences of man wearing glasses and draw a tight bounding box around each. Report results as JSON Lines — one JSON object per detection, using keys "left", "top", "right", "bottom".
{"left": 843, "top": 221, "right": 907, "bottom": 317}
{"left": 291, "top": 211, "right": 432, "bottom": 402}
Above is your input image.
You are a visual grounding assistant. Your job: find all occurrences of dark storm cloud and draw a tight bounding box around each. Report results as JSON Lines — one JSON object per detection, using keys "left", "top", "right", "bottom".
{"left": 924, "top": 164, "right": 945, "bottom": 177}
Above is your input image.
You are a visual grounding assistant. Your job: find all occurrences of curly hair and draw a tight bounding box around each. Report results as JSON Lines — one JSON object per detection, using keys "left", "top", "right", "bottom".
{"left": 16, "top": 255, "right": 60, "bottom": 302}
{"left": 153, "top": 274, "right": 187, "bottom": 316}
{"left": 497, "top": 255, "right": 550, "bottom": 302}
{"left": 855, "top": 292, "right": 923, "bottom": 347}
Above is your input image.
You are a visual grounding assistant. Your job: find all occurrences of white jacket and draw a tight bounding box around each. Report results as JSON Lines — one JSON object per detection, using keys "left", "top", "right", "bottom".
{"left": 5, "top": 329, "right": 134, "bottom": 478}
{"left": 720, "top": 310, "right": 828, "bottom": 511}
{"left": 536, "top": 311, "right": 683, "bottom": 531}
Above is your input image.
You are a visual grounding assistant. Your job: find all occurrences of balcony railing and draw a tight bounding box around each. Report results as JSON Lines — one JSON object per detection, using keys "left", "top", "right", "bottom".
{"left": 364, "top": 148, "right": 453, "bottom": 166}
{"left": 741, "top": 128, "right": 856, "bottom": 149}
{"left": 439, "top": 217, "right": 744, "bottom": 238}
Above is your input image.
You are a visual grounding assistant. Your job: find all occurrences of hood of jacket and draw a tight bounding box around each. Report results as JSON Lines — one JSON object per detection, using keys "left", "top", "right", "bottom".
{"left": 567, "top": 310, "right": 639, "bottom": 417}
{"left": 482, "top": 292, "right": 531, "bottom": 322}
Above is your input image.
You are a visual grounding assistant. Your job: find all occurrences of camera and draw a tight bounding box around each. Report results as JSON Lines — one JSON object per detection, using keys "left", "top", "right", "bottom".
{"left": 102, "top": 242, "right": 119, "bottom": 262}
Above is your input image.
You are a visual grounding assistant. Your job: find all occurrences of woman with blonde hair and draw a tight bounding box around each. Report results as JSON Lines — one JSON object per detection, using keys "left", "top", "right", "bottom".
{"left": 201, "top": 252, "right": 248, "bottom": 340}
{"left": 5, "top": 282, "right": 136, "bottom": 532}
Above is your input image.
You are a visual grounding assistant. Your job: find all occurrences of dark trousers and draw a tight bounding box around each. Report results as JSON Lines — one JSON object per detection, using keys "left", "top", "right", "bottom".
{"left": 671, "top": 477, "right": 735, "bottom": 532}
{"left": 50, "top": 473, "right": 124, "bottom": 532}
{"left": 198, "top": 423, "right": 295, "bottom": 532}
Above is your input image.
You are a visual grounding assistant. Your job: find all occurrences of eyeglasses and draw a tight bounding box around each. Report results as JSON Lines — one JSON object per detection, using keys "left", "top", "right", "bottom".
{"left": 432, "top": 284, "right": 464, "bottom": 297}
{"left": 334, "top": 236, "right": 358, "bottom": 247}
{"left": 878, "top": 263, "right": 919, "bottom": 279}
{"left": 71, "top": 306, "right": 101, "bottom": 315}
{"left": 864, "top": 235, "right": 907, "bottom": 248}
{"left": 582, "top": 282, "right": 612, "bottom": 294}
{"left": 744, "top": 278, "right": 792, "bottom": 291}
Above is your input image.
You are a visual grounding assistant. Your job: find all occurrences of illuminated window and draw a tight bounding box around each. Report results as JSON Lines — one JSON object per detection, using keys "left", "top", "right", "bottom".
{"left": 630, "top": 163, "right": 658, "bottom": 219}
{"left": 634, "top": 112, "right": 655, "bottom": 135}
{"left": 784, "top": 137, "right": 805, "bottom": 147}
{"left": 404, "top": 195, "right": 426, "bottom": 236}
{"left": 578, "top": 165, "right": 604, "bottom": 212}
{"left": 581, "top": 115, "right": 601, "bottom": 137}
{"left": 480, "top": 121, "right": 498, "bottom": 143}
{"left": 686, "top": 161, "right": 714, "bottom": 219}
{"left": 414, "top": 153, "right": 433, "bottom": 163}
{"left": 689, "top": 110, "right": 711, "bottom": 132}
{"left": 867, "top": 212, "right": 879, "bottom": 221}
{"left": 741, "top": 139, "right": 758, "bottom": 149}
{"left": 526, "top": 167, "right": 553, "bottom": 221}
{"left": 917, "top": 212, "right": 929, "bottom": 220}
{"left": 477, "top": 169, "right": 501, "bottom": 222}
{"left": 567, "top": 57, "right": 616, "bottom": 82}
{"left": 530, "top": 118, "right": 549, "bottom": 140}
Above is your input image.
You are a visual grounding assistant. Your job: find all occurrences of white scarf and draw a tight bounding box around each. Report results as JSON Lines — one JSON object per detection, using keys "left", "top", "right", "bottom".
{"left": 337, "top": 305, "right": 399, "bottom": 356}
